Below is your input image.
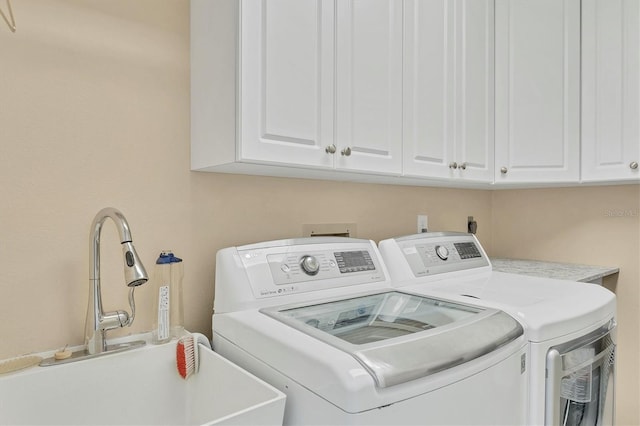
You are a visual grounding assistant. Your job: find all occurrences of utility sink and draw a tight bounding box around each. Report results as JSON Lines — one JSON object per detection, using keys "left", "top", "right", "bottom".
{"left": 0, "top": 340, "right": 286, "bottom": 425}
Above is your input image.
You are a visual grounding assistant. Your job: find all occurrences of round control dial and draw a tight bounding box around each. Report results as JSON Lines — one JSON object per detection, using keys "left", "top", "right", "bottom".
{"left": 299, "top": 255, "right": 320, "bottom": 276}
{"left": 435, "top": 245, "right": 449, "bottom": 261}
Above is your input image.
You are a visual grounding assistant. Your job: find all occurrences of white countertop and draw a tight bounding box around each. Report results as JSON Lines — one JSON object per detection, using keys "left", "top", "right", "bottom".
{"left": 491, "top": 258, "right": 619, "bottom": 284}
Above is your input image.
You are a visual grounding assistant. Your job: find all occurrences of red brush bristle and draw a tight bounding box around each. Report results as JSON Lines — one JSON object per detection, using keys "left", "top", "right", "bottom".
{"left": 176, "top": 341, "right": 188, "bottom": 379}
{"left": 176, "top": 336, "right": 196, "bottom": 380}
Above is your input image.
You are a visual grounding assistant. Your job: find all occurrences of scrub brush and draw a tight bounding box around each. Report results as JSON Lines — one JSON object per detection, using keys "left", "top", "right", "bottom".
{"left": 176, "top": 333, "right": 211, "bottom": 380}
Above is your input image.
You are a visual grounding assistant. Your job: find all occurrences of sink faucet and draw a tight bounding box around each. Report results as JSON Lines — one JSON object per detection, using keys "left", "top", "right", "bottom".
{"left": 85, "top": 207, "right": 149, "bottom": 355}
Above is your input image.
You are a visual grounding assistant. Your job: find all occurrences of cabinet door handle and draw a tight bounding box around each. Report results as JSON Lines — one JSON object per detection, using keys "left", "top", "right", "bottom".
{"left": 325, "top": 144, "right": 336, "bottom": 154}
{"left": 500, "top": 167, "right": 508, "bottom": 174}
{"left": 341, "top": 147, "right": 352, "bottom": 157}
{"left": 459, "top": 162, "right": 467, "bottom": 170}
{"left": 448, "top": 162, "right": 458, "bottom": 169}
{"left": 630, "top": 161, "right": 639, "bottom": 170}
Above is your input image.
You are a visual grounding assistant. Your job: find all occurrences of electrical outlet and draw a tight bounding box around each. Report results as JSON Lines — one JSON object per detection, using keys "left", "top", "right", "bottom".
{"left": 417, "top": 215, "right": 428, "bottom": 233}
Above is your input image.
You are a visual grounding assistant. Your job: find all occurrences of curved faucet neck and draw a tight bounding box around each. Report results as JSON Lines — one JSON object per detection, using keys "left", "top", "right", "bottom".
{"left": 90, "top": 207, "right": 133, "bottom": 281}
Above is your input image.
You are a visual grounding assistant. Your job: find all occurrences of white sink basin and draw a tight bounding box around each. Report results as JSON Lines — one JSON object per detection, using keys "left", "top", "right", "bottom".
{"left": 0, "top": 340, "right": 285, "bottom": 425}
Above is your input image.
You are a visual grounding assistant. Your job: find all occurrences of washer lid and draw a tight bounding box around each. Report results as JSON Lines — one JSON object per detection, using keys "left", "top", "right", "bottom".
{"left": 261, "top": 291, "right": 523, "bottom": 388}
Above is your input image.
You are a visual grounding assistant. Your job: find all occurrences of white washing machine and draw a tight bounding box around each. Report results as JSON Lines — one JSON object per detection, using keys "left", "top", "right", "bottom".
{"left": 212, "top": 237, "right": 529, "bottom": 425}
{"left": 379, "top": 232, "right": 617, "bottom": 426}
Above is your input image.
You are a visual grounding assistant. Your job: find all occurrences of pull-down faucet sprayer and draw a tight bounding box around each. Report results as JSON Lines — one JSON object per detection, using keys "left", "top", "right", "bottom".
{"left": 85, "top": 207, "right": 149, "bottom": 355}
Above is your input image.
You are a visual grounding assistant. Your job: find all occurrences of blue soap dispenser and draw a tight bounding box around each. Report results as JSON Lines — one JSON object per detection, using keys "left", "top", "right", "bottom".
{"left": 151, "top": 251, "right": 184, "bottom": 344}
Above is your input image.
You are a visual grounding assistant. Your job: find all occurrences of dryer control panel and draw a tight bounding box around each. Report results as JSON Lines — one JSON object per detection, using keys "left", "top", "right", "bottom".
{"left": 378, "top": 232, "right": 491, "bottom": 281}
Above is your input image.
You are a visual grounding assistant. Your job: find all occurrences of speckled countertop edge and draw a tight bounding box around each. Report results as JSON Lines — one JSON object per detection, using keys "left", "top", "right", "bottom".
{"left": 491, "top": 258, "right": 619, "bottom": 283}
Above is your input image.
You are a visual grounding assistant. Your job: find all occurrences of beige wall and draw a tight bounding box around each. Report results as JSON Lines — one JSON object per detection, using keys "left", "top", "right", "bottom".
{"left": 0, "top": 0, "right": 492, "bottom": 357}
{"left": 0, "top": 1, "right": 638, "bottom": 424}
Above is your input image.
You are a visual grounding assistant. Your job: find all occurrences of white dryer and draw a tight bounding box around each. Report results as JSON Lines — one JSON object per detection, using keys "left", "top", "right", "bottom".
{"left": 379, "top": 232, "right": 617, "bottom": 426}
{"left": 212, "top": 237, "right": 529, "bottom": 425}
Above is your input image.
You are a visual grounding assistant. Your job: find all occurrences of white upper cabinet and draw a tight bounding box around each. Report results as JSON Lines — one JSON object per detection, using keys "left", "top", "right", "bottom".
{"left": 335, "top": 1, "right": 403, "bottom": 175}
{"left": 242, "top": 0, "right": 402, "bottom": 174}
{"left": 239, "top": 0, "right": 335, "bottom": 169}
{"left": 495, "top": 0, "right": 581, "bottom": 184}
{"left": 581, "top": 0, "right": 640, "bottom": 182}
{"left": 193, "top": 0, "right": 633, "bottom": 188}
{"left": 192, "top": 0, "right": 401, "bottom": 177}
{"left": 404, "top": 0, "right": 494, "bottom": 183}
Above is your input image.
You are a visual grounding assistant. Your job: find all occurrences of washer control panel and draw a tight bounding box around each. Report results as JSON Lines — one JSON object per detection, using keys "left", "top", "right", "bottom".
{"left": 235, "top": 238, "right": 387, "bottom": 299}
{"left": 268, "top": 249, "right": 378, "bottom": 286}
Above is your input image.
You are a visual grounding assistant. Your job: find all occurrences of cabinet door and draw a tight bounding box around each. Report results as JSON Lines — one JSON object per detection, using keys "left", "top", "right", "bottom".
{"left": 453, "top": 0, "right": 495, "bottom": 182}
{"left": 403, "top": 0, "right": 493, "bottom": 182}
{"left": 335, "top": 0, "right": 403, "bottom": 175}
{"left": 495, "top": 0, "right": 580, "bottom": 184}
{"left": 403, "top": 0, "right": 455, "bottom": 179}
{"left": 239, "top": 0, "right": 335, "bottom": 168}
{"left": 582, "top": 0, "right": 640, "bottom": 182}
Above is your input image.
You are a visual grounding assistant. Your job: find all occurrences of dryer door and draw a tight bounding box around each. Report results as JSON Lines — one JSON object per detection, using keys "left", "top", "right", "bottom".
{"left": 545, "top": 321, "right": 616, "bottom": 426}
